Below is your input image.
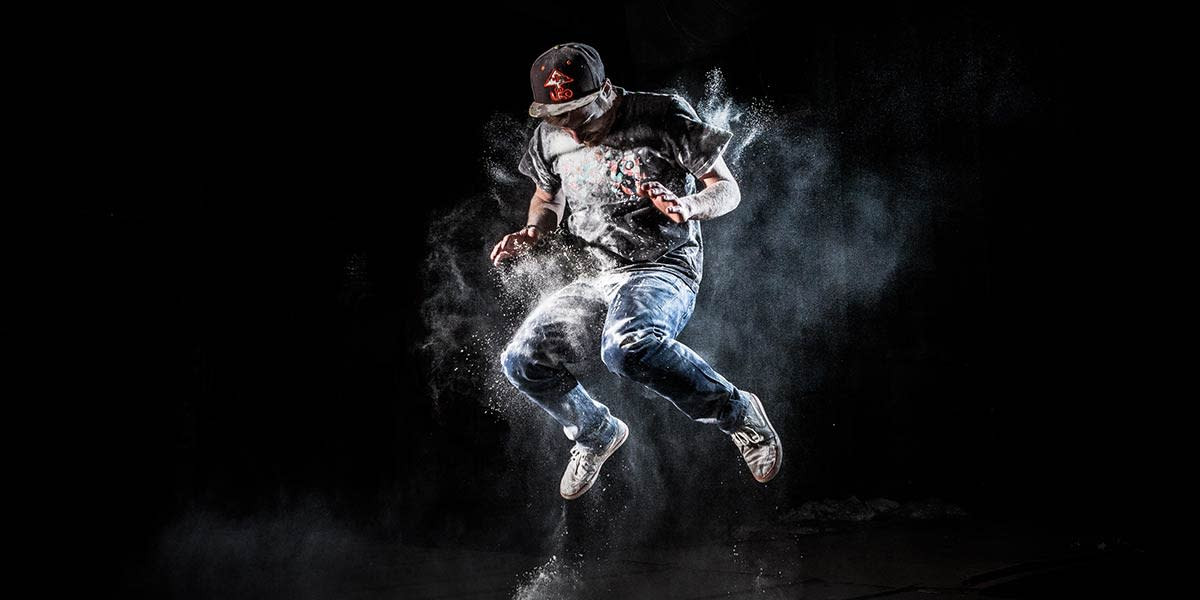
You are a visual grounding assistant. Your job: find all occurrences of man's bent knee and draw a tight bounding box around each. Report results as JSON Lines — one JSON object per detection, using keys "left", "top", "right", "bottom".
{"left": 500, "top": 343, "right": 528, "bottom": 386}
{"left": 601, "top": 328, "right": 669, "bottom": 379}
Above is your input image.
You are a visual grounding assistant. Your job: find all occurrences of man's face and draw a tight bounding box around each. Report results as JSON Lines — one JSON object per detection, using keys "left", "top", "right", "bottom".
{"left": 542, "top": 83, "right": 613, "bottom": 145}
{"left": 543, "top": 101, "right": 604, "bottom": 144}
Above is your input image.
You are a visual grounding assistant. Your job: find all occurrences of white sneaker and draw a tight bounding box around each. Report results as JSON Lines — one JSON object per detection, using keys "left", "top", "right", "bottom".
{"left": 560, "top": 418, "right": 629, "bottom": 500}
{"left": 731, "top": 391, "right": 782, "bottom": 483}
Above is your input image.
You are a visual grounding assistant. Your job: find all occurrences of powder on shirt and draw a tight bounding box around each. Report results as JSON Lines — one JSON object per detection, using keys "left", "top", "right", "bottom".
{"left": 518, "top": 86, "right": 733, "bottom": 293}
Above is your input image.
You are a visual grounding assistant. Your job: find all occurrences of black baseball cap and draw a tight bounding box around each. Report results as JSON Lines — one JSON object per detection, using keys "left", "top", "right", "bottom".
{"left": 528, "top": 42, "right": 606, "bottom": 118}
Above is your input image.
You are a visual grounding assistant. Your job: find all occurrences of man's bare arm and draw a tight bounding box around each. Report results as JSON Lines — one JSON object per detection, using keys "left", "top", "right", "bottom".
{"left": 527, "top": 185, "right": 563, "bottom": 232}
{"left": 640, "top": 156, "right": 741, "bottom": 223}
{"left": 490, "top": 185, "right": 563, "bottom": 266}
{"left": 684, "top": 156, "right": 741, "bottom": 221}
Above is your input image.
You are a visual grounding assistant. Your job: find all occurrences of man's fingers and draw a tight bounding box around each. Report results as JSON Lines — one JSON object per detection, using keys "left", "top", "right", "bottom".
{"left": 491, "top": 235, "right": 516, "bottom": 261}
{"left": 643, "top": 181, "right": 676, "bottom": 203}
{"left": 492, "top": 229, "right": 541, "bottom": 266}
{"left": 491, "top": 237, "right": 511, "bottom": 261}
{"left": 638, "top": 180, "right": 662, "bottom": 196}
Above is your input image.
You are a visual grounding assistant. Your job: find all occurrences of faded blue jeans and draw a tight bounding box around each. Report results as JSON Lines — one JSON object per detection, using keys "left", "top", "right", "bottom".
{"left": 500, "top": 268, "right": 750, "bottom": 451}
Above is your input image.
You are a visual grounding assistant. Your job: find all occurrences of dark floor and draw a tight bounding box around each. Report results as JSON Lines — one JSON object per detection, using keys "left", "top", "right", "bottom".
{"left": 145, "top": 515, "right": 1149, "bottom": 599}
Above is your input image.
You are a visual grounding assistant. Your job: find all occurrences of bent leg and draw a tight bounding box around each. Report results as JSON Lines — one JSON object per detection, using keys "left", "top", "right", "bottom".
{"left": 500, "top": 278, "right": 620, "bottom": 449}
{"left": 599, "top": 270, "right": 749, "bottom": 433}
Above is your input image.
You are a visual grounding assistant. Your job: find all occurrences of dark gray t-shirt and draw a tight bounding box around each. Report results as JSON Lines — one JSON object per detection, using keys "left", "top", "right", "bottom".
{"left": 518, "top": 87, "right": 733, "bottom": 293}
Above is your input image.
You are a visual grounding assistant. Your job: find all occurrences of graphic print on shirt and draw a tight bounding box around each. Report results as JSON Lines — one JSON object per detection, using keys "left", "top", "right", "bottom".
{"left": 605, "top": 148, "right": 643, "bottom": 199}
{"left": 556, "top": 142, "right": 691, "bottom": 263}
{"left": 560, "top": 147, "right": 644, "bottom": 201}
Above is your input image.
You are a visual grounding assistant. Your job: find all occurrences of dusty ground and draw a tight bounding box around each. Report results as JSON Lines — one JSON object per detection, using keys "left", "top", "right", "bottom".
{"left": 148, "top": 516, "right": 1149, "bottom": 599}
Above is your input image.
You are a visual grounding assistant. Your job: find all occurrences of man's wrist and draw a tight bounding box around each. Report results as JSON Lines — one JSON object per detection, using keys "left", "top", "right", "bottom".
{"left": 522, "top": 224, "right": 545, "bottom": 235}
{"left": 676, "top": 196, "right": 699, "bottom": 221}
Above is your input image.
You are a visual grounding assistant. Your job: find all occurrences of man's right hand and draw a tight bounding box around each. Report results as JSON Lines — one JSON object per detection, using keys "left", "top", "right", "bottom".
{"left": 490, "top": 226, "right": 541, "bottom": 267}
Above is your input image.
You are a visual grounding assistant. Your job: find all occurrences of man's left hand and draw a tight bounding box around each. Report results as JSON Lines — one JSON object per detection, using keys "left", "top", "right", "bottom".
{"left": 639, "top": 181, "right": 691, "bottom": 223}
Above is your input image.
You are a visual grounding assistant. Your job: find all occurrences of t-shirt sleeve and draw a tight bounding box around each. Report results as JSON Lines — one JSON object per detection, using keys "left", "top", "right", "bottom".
{"left": 663, "top": 95, "right": 734, "bottom": 178}
{"left": 517, "top": 125, "right": 561, "bottom": 194}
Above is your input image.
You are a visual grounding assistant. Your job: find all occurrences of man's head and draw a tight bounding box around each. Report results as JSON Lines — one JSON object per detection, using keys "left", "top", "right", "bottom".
{"left": 528, "top": 42, "right": 619, "bottom": 145}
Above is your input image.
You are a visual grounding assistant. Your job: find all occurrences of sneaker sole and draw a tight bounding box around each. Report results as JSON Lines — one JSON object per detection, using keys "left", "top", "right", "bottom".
{"left": 747, "top": 392, "right": 782, "bottom": 483}
{"left": 561, "top": 418, "right": 629, "bottom": 500}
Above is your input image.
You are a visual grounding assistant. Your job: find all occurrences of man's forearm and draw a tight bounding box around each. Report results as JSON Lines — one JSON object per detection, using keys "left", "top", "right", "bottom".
{"left": 681, "top": 180, "right": 741, "bottom": 221}
{"left": 527, "top": 195, "right": 562, "bottom": 232}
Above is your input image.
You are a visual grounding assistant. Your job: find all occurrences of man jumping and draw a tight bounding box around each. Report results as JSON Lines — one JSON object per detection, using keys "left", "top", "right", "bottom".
{"left": 493, "top": 42, "right": 781, "bottom": 500}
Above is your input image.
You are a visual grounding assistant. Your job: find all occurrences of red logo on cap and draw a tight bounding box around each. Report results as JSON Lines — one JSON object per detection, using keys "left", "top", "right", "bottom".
{"left": 544, "top": 69, "right": 574, "bottom": 103}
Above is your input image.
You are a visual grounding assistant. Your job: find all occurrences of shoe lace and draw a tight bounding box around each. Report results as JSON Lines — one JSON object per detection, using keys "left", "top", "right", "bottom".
{"left": 569, "top": 446, "right": 595, "bottom": 477}
{"left": 732, "top": 428, "right": 764, "bottom": 449}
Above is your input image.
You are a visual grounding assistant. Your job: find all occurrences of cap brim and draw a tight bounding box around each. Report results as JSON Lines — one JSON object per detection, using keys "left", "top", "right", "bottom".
{"left": 529, "top": 89, "right": 603, "bottom": 118}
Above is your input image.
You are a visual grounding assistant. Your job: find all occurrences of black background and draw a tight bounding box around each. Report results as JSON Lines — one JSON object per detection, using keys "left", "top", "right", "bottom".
{"left": 50, "top": 2, "right": 1153, "bottom": 594}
